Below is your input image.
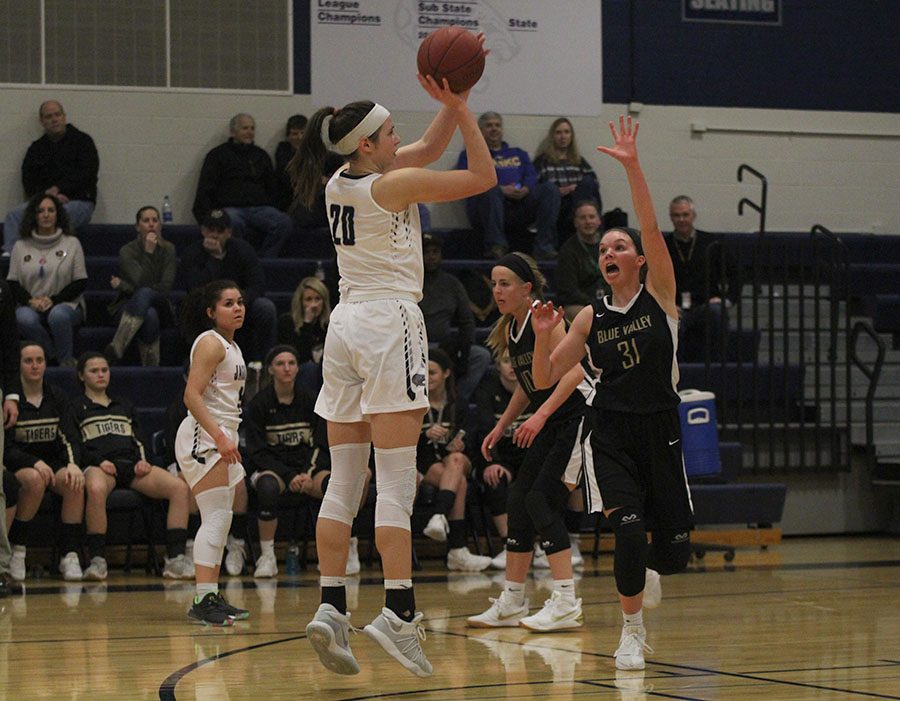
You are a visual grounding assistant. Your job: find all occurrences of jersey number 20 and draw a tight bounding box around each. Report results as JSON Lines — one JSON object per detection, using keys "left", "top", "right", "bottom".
{"left": 329, "top": 205, "right": 356, "bottom": 246}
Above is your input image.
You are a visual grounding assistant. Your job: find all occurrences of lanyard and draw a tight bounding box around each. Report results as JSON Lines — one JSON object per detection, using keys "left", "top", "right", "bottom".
{"left": 674, "top": 235, "right": 697, "bottom": 263}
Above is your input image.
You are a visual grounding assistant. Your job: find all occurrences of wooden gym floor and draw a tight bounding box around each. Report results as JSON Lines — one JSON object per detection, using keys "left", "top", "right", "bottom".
{"left": 1, "top": 535, "right": 898, "bottom": 700}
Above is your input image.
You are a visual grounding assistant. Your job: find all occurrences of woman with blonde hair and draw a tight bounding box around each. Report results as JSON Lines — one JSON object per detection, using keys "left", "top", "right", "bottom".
{"left": 533, "top": 117, "right": 602, "bottom": 239}
{"left": 277, "top": 276, "right": 331, "bottom": 365}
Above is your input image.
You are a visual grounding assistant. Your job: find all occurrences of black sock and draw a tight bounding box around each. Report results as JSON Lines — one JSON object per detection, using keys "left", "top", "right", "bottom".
{"left": 86, "top": 533, "right": 106, "bottom": 560}
{"left": 322, "top": 586, "right": 347, "bottom": 614}
{"left": 386, "top": 588, "right": 415, "bottom": 622}
{"left": 8, "top": 518, "right": 30, "bottom": 547}
{"left": 230, "top": 512, "right": 247, "bottom": 538}
{"left": 448, "top": 519, "right": 467, "bottom": 549}
{"left": 435, "top": 489, "right": 455, "bottom": 516}
{"left": 166, "top": 528, "right": 188, "bottom": 559}
{"left": 59, "top": 522, "right": 82, "bottom": 555}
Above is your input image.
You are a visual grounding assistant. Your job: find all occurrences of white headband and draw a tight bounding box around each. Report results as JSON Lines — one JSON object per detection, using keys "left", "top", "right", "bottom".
{"left": 329, "top": 103, "right": 390, "bottom": 156}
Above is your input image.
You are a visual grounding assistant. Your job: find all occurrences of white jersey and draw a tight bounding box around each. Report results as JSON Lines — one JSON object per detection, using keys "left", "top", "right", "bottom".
{"left": 188, "top": 329, "right": 246, "bottom": 431}
{"left": 325, "top": 164, "right": 423, "bottom": 302}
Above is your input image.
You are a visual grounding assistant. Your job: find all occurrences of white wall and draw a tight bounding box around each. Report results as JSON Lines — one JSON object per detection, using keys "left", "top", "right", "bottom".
{"left": 1, "top": 86, "right": 898, "bottom": 234}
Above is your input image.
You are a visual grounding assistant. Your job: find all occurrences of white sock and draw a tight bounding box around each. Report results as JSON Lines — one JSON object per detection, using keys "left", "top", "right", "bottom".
{"left": 260, "top": 539, "right": 275, "bottom": 557}
{"left": 504, "top": 580, "right": 526, "bottom": 606}
{"left": 554, "top": 578, "right": 576, "bottom": 603}
{"left": 196, "top": 582, "right": 218, "bottom": 601}
{"left": 12, "top": 545, "right": 25, "bottom": 555}
{"left": 227, "top": 535, "right": 244, "bottom": 549}
{"left": 623, "top": 609, "right": 644, "bottom": 628}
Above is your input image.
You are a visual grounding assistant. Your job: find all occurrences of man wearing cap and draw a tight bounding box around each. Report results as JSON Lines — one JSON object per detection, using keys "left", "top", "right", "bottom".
{"left": 192, "top": 113, "right": 293, "bottom": 258}
{"left": 420, "top": 233, "right": 491, "bottom": 405}
{"left": 178, "top": 210, "right": 277, "bottom": 383}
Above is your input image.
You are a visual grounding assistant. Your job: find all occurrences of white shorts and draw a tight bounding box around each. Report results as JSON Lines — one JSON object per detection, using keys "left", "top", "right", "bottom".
{"left": 315, "top": 297, "right": 429, "bottom": 423}
{"left": 175, "top": 417, "right": 245, "bottom": 489}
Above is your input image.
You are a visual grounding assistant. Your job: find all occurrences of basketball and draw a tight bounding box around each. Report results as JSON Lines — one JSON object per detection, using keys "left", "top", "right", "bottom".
{"left": 417, "top": 26, "right": 485, "bottom": 93}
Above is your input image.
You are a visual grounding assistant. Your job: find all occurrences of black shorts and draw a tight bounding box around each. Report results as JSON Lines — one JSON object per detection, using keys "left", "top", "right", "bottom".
{"left": 582, "top": 407, "right": 694, "bottom": 530}
{"left": 111, "top": 459, "right": 137, "bottom": 490}
{"left": 416, "top": 443, "right": 448, "bottom": 475}
{"left": 514, "top": 415, "right": 585, "bottom": 495}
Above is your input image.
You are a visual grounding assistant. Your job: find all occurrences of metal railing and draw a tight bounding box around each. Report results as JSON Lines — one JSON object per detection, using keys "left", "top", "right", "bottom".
{"left": 697, "top": 230, "right": 851, "bottom": 474}
{"left": 738, "top": 164, "right": 768, "bottom": 234}
{"left": 849, "top": 319, "right": 886, "bottom": 469}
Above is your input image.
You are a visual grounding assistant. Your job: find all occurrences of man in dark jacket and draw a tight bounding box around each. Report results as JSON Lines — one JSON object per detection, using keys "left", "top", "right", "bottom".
{"left": 664, "top": 195, "right": 739, "bottom": 361}
{"left": 3, "top": 100, "right": 99, "bottom": 253}
{"left": 178, "top": 210, "right": 277, "bottom": 369}
{"left": 193, "top": 113, "right": 293, "bottom": 257}
{"left": 0, "top": 280, "right": 22, "bottom": 596}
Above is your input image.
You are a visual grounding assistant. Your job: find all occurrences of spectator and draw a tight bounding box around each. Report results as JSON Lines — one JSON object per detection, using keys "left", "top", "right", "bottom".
{"left": 243, "top": 345, "right": 370, "bottom": 577}
{"left": 3, "top": 100, "right": 99, "bottom": 254}
{"left": 554, "top": 200, "right": 606, "bottom": 320}
{"left": 664, "top": 195, "right": 738, "bottom": 361}
{"left": 105, "top": 205, "right": 176, "bottom": 366}
{"left": 418, "top": 349, "right": 491, "bottom": 572}
{"left": 274, "top": 114, "right": 308, "bottom": 211}
{"left": 192, "top": 113, "right": 292, "bottom": 257}
{"left": 420, "top": 233, "right": 491, "bottom": 405}
{"left": 470, "top": 351, "right": 529, "bottom": 570}
{"left": 5, "top": 342, "right": 85, "bottom": 582}
{"left": 7, "top": 193, "right": 87, "bottom": 367}
{"left": 73, "top": 352, "right": 193, "bottom": 581}
{"left": 277, "top": 277, "right": 330, "bottom": 366}
{"left": 457, "top": 112, "right": 559, "bottom": 260}
{"left": 0, "top": 279, "right": 21, "bottom": 598}
{"left": 533, "top": 117, "right": 601, "bottom": 242}
{"left": 275, "top": 114, "right": 345, "bottom": 230}
{"left": 178, "top": 209, "right": 277, "bottom": 373}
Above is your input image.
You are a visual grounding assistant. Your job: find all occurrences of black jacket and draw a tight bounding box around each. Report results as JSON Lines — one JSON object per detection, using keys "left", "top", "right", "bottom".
{"left": 178, "top": 236, "right": 266, "bottom": 305}
{"left": 5, "top": 382, "right": 81, "bottom": 470}
{"left": 193, "top": 139, "right": 277, "bottom": 221}
{"left": 0, "top": 281, "right": 21, "bottom": 400}
{"left": 22, "top": 124, "right": 99, "bottom": 203}
{"left": 70, "top": 394, "right": 146, "bottom": 466}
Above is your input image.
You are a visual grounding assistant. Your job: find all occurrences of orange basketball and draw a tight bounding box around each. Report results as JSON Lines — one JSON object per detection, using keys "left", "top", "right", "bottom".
{"left": 417, "top": 26, "right": 485, "bottom": 93}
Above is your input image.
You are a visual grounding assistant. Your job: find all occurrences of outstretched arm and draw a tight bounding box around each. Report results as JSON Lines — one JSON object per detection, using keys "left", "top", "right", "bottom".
{"left": 598, "top": 116, "right": 677, "bottom": 318}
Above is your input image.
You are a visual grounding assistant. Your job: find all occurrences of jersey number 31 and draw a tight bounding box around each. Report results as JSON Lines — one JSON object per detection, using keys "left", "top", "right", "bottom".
{"left": 329, "top": 205, "right": 356, "bottom": 246}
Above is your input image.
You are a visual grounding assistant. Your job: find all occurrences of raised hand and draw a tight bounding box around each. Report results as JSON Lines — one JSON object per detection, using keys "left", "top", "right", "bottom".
{"left": 597, "top": 114, "right": 639, "bottom": 166}
{"left": 530, "top": 300, "right": 565, "bottom": 335}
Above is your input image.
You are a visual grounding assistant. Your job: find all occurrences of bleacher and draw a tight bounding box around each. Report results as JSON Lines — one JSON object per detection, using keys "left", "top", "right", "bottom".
{"left": 7, "top": 221, "right": 900, "bottom": 567}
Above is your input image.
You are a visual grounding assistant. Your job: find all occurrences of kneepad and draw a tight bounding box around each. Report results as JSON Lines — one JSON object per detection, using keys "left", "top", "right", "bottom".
{"left": 374, "top": 446, "right": 417, "bottom": 531}
{"left": 193, "top": 486, "right": 233, "bottom": 568}
{"left": 649, "top": 529, "right": 691, "bottom": 575}
{"left": 609, "top": 506, "right": 648, "bottom": 598}
{"left": 318, "top": 442, "right": 370, "bottom": 526}
{"left": 505, "top": 481, "right": 536, "bottom": 553}
{"left": 255, "top": 474, "right": 282, "bottom": 522}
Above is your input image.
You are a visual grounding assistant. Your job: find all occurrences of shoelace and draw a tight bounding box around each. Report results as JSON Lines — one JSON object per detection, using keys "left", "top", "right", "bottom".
{"left": 618, "top": 630, "right": 654, "bottom": 655}
{"left": 392, "top": 619, "right": 428, "bottom": 661}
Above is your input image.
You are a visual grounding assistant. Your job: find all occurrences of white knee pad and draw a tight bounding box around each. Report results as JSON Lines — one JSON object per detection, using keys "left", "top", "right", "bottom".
{"left": 193, "top": 486, "right": 233, "bottom": 568}
{"left": 374, "top": 446, "right": 417, "bottom": 531}
{"left": 318, "top": 443, "right": 370, "bottom": 527}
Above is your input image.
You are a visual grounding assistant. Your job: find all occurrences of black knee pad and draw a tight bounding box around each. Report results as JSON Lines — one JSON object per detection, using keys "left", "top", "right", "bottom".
{"left": 609, "top": 507, "right": 648, "bottom": 597}
{"left": 505, "top": 481, "right": 536, "bottom": 553}
{"left": 648, "top": 529, "right": 691, "bottom": 575}
{"left": 483, "top": 474, "right": 509, "bottom": 517}
{"left": 524, "top": 478, "right": 569, "bottom": 531}
{"left": 255, "top": 475, "right": 282, "bottom": 522}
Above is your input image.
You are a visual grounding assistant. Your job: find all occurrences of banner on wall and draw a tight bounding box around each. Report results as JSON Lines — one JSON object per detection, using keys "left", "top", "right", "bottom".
{"left": 682, "top": 0, "right": 781, "bottom": 26}
{"left": 311, "top": 0, "right": 602, "bottom": 115}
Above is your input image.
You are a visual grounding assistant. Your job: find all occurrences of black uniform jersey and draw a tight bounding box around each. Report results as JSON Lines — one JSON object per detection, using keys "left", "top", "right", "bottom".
{"left": 508, "top": 309, "right": 587, "bottom": 424}
{"left": 471, "top": 370, "right": 529, "bottom": 471}
{"left": 417, "top": 395, "right": 467, "bottom": 470}
{"left": 70, "top": 394, "right": 146, "bottom": 466}
{"left": 5, "top": 382, "right": 81, "bottom": 471}
{"left": 242, "top": 381, "right": 329, "bottom": 483}
{"left": 584, "top": 286, "right": 680, "bottom": 414}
